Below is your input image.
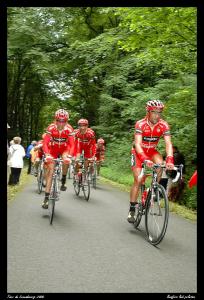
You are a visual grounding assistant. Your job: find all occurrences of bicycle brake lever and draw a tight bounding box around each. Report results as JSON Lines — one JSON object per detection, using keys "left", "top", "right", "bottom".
{"left": 172, "top": 167, "right": 181, "bottom": 183}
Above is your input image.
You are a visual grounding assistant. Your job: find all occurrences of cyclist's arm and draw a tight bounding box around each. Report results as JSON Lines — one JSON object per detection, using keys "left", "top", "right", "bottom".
{"left": 74, "top": 137, "right": 81, "bottom": 158}
{"left": 42, "top": 133, "right": 51, "bottom": 155}
{"left": 163, "top": 135, "right": 174, "bottom": 168}
{"left": 164, "top": 135, "right": 173, "bottom": 158}
{"left": 91, "top": 138, "right": 97, "bottom": 157}
{"left": 67, "top": 133, "right": 75, "bottom": 157}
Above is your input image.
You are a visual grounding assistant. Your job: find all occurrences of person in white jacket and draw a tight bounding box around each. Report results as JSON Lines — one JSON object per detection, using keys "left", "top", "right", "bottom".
{"left": 8, "top": 136, "right": 25, "bottom": 185}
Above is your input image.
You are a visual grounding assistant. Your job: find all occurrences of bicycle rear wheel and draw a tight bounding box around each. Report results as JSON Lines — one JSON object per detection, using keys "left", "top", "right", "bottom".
{"left": 73, "top": 174, "right": 80, "bottom": 196}
{"left": 82, "top": 172, "right": 90, "bottom": 201}
{"left": 145, "top": 184, "right": 169, "bottom": 245}
{"left": 92, "top": 166, "right": 97, "bottom": 189}
{"left": 92, "top": 175, "right": 96, "bottom": 189}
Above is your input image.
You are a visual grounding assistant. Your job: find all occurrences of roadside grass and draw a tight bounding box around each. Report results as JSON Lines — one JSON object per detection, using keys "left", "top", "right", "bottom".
{"left": 7, "top": 167, "right": 33, "bottom": 201}
{"left": 100, "top": 167, "right": 197, "bottom": 222}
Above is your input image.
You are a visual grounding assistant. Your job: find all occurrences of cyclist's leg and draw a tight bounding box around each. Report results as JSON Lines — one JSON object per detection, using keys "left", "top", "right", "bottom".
{"left": 42, "top": 151, "right": 56, "bottom": 208}
{"left": 42, "top": 160, "right": 54, "bottom": 208}
{"left": 150, "top": 150, "right": 163, "bottom": 182}
{"left": 43, "top": 161, "right": 48, "bottom": 187}
{"left": 128, "top": 150, "right": 143, "bottom": 223}
{"left": 34, "top": 156, "right": 40, "bottom": 176}
{"left": 96, "top": 160, "right": 101, "bottom": 176}
{"left": 84, "top": 151, "right": 92, "bottom": 175}
{"left": 60, "top": 150, "right": 71, "bottom": 191}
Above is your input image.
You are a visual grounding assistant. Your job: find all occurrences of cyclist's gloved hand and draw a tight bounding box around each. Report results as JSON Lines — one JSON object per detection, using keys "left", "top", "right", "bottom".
{"left": 45, "top": 154, "right": 53, "bottom": 163}
{"left": 166, "top": 155, "right": 174, "bottom": 170}
{"left": 63, "top": 157, "right": 71, "bottom": 165}
{"left": 144, "top": 159, "right": 154, "bottom": 168}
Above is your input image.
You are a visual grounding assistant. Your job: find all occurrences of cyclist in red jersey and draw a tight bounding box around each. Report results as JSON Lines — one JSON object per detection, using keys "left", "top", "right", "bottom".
{"left": 95, "top": 138, "right": 105, "bottom": 176}
{"left": 33, "top": 133, "right": 46, "bottom": 176}
{"left": 127, "top": 100, "right": 175, "bottom": 223}
{"left": 42, "top": 109, "right": 74, "bottom": 209}
{"left": 73, "top": 118, "right": 96, "bottom": 175}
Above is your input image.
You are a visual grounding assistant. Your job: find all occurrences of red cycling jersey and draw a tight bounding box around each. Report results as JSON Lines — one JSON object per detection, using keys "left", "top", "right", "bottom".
{"left": 43, "top": 122, "right": 74, "bottom": 158}
{"left": 73, "top": 128, "right": 96, "bottom": 159}
{"left": 131, "top": 116, "right": 171, "bottom": 169}
{"left": 95, "top": 144, "right": 105, "bottom": 161}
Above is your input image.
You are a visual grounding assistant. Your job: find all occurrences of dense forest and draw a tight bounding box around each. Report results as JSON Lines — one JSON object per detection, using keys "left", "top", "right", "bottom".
{"left": 7, "top": 7, "right": 197, "bottom": 209}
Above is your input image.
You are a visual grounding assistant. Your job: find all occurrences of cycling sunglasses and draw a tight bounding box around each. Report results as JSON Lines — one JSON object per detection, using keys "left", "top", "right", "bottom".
{"left": 56, "top": 119, "right": 66, "bottom": 123}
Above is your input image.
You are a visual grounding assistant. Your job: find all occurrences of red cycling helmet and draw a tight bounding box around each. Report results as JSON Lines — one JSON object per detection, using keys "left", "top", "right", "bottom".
{"left": 146, "top": 100, "right": 164, "bottom": 112}
{"left": 97, "top": 138, "right": 105, "bottom": 144}
{"left": 78, "top": 118, "right": 89, "bottom": 126}
{"left": 55, "top": 109, "right": 69, "bottom": 121}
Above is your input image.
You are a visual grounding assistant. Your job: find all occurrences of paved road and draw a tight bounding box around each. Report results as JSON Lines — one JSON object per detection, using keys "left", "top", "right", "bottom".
{"left": 7, "top": 176, "right": 197, "bottom": 293}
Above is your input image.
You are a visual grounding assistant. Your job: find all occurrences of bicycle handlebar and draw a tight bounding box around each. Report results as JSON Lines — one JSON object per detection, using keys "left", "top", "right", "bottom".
{"left": 138, "top": 162, "right": 183, "bottom": 182}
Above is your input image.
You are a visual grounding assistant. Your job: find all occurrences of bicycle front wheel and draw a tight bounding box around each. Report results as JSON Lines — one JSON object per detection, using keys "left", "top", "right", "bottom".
{"left": 134, "top": 185, "right": 145, "bottom": 228}
{"left": 145, "top": 184, "right": 169, "bottom": 245}
{"left": 48, "top": 178, "right": 57, "bottom": 225}
{"left": 37, "top": 169, "right": 43, "bottom": 194}
{"left": 73, "top": 174, "right": 80, "bottom": 196}
{"left": 48, "top": 198, "right": 55, "bottom": 225}
{"left": 82, "top": 172, "right": 90, "bottom": 201}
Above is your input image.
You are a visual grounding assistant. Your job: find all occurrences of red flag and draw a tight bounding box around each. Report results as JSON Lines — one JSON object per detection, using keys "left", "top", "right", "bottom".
{"left": 188, "top": 170, "right": 197, "bottom": 188}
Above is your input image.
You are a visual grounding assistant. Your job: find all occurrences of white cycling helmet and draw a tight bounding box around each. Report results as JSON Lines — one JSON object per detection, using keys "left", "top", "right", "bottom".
{"left": 146, "top": 100, "right": 164, "bottom": 111}
{"left": 55, "top": 109, "right": 69, "bottom": 121}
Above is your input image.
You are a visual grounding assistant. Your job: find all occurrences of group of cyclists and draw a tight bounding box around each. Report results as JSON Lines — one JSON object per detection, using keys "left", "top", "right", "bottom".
{"left": 30, "top": 109, "right": 105, "bottom": 209}
{"left": 30, "top": 99, "right": 179, "bottom": 223}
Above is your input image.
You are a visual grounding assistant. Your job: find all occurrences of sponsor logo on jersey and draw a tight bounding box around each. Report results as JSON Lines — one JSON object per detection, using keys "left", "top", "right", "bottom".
{"left": 143, "top": 136, "right": 159, "bottom": 142}
{"left": 53, "top": 137, "right": 67, "bottom": 143}
{"left": 79, "top": 138, "right": 89, "bottom": 143}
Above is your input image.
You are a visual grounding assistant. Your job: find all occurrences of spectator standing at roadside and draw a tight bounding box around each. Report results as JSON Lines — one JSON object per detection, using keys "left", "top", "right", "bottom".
{"left": 26, "top": 140, "right": 37, "bottom": 174}
{"left": 8, "top": 137, "right": 25, "bottom": 185}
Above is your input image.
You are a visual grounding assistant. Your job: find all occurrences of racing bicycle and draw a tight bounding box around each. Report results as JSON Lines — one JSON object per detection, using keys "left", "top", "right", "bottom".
{"left": 134, "top": 162, "right": 183, "bottom": 246}
{"left": 73, "top": 151, "right": 90, "bottom": 201}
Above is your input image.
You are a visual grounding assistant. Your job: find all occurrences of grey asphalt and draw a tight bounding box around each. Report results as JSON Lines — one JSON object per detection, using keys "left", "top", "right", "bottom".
{"left": 7, "top": 176, "right": 197, "bottom": 293}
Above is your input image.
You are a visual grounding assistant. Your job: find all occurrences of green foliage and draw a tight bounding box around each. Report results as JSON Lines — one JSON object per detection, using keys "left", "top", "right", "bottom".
{"left": 182, "top": 186, "right": 197, "bottom": 210}
{"left": 7, "top": 7, "right": 197, "bottom": 210}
